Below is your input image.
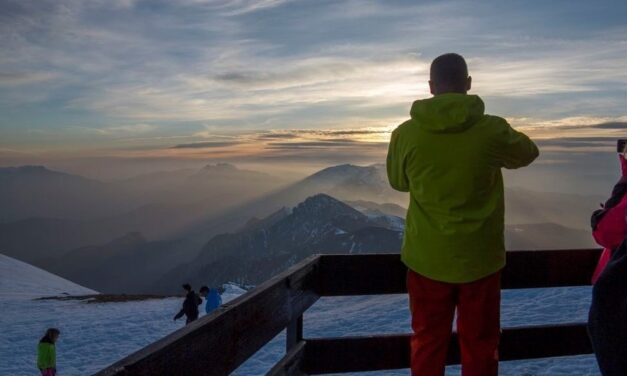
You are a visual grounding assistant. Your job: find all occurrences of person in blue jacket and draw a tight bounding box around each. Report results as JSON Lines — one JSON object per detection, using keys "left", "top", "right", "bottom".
{"left": 199, "top": 286, "right": 222, "bottom": 314}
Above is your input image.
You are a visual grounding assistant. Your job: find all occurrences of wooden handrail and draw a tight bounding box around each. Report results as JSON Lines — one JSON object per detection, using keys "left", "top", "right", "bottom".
{"left": 300, "top": 323, "right": 592, "bottom": 374}
{"left": 316, "top": 249, "right": 601, "bottom": 296}
{"left": 95, "top": 249, "right": 601, "bottom": 376}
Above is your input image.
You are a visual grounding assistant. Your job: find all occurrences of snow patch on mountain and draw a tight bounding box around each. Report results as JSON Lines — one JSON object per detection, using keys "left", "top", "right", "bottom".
{"left": 222, "top": 282, "right": 248, "bottom": 296}
{"left": 367, "top": 213, "right": 405, "bottom": 231}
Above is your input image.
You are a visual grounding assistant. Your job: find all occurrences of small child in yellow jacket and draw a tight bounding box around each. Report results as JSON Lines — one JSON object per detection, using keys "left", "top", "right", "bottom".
{"left": 37, "top": 328, "right": 60, "bottom": 376}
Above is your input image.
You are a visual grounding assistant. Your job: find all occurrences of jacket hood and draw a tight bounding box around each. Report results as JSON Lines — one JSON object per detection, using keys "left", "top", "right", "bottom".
{"left": 410, "top": 93, "right": 485, "bottom": 133}
{"left": 39, "top": 336, "right": 54, "bottom": 344}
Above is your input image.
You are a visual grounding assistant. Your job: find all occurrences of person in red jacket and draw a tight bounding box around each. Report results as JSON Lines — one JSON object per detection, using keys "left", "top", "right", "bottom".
{"left": 588, "top": 141, "right": 627, "bottom": 376}
{"left": 591, "top": 145, "right": 627, "bottom": 283}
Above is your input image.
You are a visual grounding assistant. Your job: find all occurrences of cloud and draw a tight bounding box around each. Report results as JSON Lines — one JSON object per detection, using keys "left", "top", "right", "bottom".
{"left": 0, "top": 72, "right": 58, "bottom": 86}
{"left": 171, "top": 141, "right": 242, "bottom": 149}
{"left": 535, "top": 137, "right": 617, "bottom": 149}
{"left": 159, "top": 126, "right": 392, "bottom": 162}
{"left": 266, "top": 140, "right": 387, "bottom": 149}
{"left": 591, "top": 122, "right": 627, "bottom": 130}
{"left": 256, "top": 132, "right": 299, "bottom": 140}
{"left": 177, "top": 0, "right": 293, "bottom": 16}
{"left": 65, "top": 53, "right": 427, "bottom": 122}
{"left": 95, "top": 124, "right": 157, "bottom": 135}
{"left": 253, "top": 128, "right": 393, "bottom": 143}
{"left": 61, "top": 124, "right": 160, "bottom": 139}
{"left": 314, "top": 129, "right": 383, "bottom": 136}
{"left": 217, "top": 0, "right": 293, "bottom": 16}
{"left": 161, "top": 118, "right": 625, "bottom": 163}
{"left": 509, "top": 116, "right": 627, "bottom": 133}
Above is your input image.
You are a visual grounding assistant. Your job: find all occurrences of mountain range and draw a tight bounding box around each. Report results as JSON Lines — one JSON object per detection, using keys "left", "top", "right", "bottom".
{"left": 0, "top": 163, "right": 286, "bottom": 266}
{"left": 0, "top": 166, "right": 129, "bottom": 223}
{"left": 46, "top": 232, "right": 202, "bottom": 293}
{"left": 0, "top": 162, "right": 600, "bottom": 294}
{"left": 155, "top": 194, "right": 403, "bottom": 293}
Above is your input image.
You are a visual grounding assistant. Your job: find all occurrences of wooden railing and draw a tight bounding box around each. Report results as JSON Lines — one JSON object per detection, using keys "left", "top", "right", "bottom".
{"left": 94, "top": 249, "right": 601, "bottom": 376}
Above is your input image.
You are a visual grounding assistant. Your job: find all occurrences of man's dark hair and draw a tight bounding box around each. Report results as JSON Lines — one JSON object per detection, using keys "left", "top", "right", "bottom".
{"left": 182, "top": 283, "right": 192, "bottom": 291}
{"left": 430, "top": 53, "right": 469, "bottom": 93}
{"left": 199, "top": 286, "right": 209, "bottom": 293}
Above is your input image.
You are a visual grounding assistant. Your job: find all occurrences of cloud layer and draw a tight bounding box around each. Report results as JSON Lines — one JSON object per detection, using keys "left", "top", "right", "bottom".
{"left": 0, "top": 0, "right": 626, "bottom": 159}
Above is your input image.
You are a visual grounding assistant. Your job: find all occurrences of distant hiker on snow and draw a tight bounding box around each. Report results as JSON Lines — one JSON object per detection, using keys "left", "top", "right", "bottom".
{"left": 173, "top": 283, "right": 202, "bottom": 325}
{"left": 37, "top": 328, "right": 60, "bottom": 376}
{"left": 387, "top": 53, "right": 538, "bottom": 376}
{"left": 588, "top": 140, "right": 627, "bottom": 376}
{"left": 199, "top": 286, "right": 222, "bottom": 315}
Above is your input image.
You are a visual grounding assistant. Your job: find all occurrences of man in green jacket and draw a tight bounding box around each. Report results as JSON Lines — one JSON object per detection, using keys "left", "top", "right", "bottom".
{"left": 387, "top": 53, "right": 538, "bottom": 376}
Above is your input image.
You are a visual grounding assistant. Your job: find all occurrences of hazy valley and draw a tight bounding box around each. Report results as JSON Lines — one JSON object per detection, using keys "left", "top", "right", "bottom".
{"left": 0, "top": 162, "right": 603, "bottom": 294}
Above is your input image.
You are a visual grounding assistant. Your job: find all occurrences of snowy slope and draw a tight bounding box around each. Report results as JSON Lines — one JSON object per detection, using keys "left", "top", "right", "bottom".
{"left": 0, "top": 253, "right": 97, "bottom": 299}
{"left": 0, "top": 279, "right": 243, "bottom": 375}
{"left": 1, "top": 282, "right": 601, "bottom": 375}
{"left": 0, "top": 255, "right": 600, "bottom": 375}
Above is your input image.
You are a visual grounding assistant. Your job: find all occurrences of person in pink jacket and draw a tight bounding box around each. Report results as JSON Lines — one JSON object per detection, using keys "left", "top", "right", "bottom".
{"left": 588, "top": 141, "right": 627, "bottom": 376}
{"left": 591, "top": 148, "right": 627, "bottom": 283}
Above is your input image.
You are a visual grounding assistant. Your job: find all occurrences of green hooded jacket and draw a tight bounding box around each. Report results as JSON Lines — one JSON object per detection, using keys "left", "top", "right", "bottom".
{"left": 37, "top": 342, "right": 56, "bottom": 370}
{"left": 387, "top": 93, "right": 539, "bottom": 283}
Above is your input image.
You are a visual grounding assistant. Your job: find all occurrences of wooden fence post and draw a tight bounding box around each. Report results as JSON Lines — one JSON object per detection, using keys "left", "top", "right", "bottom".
{"left": 286, "top": 315, "right": 304, "bottom": 351}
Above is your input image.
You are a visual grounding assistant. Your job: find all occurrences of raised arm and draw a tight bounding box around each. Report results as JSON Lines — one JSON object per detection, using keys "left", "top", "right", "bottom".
{"left": 490, "top": 118, "right": 539, "bottom": 169}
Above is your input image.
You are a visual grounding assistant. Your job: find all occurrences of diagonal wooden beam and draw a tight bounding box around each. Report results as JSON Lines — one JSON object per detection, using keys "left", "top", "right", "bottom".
{"left": 94, "top": 255, "right": 321, "bottom": 376}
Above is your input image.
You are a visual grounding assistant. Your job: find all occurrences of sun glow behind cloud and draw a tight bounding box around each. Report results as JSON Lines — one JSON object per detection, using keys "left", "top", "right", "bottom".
{"left": 104, "top": 119, "right": 621, "bottom": 165}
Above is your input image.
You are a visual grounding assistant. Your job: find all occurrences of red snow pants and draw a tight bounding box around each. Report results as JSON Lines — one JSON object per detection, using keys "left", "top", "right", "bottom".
{"left": 407, "top": 269, "right": 501, "bottom": 376}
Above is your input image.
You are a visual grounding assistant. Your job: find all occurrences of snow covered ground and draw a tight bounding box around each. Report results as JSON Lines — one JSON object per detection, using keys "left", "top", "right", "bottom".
{"left": 0, "top": 254, "right": 601, "bottom": 375}
{"left": 0, "top": 254, "right": 96, "bottom": 299}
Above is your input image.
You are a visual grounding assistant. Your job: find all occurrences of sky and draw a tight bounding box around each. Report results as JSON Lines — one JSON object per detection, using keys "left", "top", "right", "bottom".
{"left": 0, "top": 0, "right": 626, "bottom": 177}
